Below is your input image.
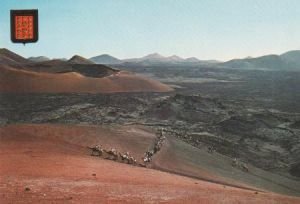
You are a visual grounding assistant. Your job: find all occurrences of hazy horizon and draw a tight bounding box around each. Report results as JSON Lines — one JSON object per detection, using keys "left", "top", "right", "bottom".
{"left": 1, "top": 0, "right": 300, "bottom": 61}
{"left": 6, "top": 48, "right": 300, "bottom": 62}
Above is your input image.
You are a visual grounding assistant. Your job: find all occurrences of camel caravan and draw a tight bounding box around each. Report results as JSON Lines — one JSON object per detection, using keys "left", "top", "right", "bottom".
{"left": 143, "top": 128, "right": 166, "bottom": 163}
{"left": 88, "top": 128, "right": 166, "bottom": 168}
{"left": 88, "top": 145, "right": 139, "bottom": 166}
{"left": 207, "top": 146, "right": 217, "bottom": 154}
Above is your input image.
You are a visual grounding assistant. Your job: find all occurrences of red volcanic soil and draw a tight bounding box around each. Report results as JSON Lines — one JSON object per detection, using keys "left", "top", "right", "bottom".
{"left": 0, "top": 65, "right": 172, "bottom": 93}
{"left": 0, "top": 124, "right": 299, "bottom": 203}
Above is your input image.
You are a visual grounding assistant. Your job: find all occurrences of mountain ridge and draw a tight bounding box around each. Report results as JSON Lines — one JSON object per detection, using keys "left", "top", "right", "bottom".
{"left": 3, "top": 48, "right": 300, "bottom": 70}
{"left": 89, "top": 52, "right": 214, "bottom": 65}
{"left": 222, "top": 51, "right": 300, "bottom": 70}
{"left": 0, "top": 48, "right": 29, "bottom": 64}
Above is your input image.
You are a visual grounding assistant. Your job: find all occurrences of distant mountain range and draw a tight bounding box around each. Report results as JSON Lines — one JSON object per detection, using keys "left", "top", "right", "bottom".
{"left": 88, "top": 51, "right": 300, "bottom": 70}
{"left": 1, "top": 47, "right": 300, "bottom": 70}
{"left": 89, "top": 53, "right": 219, "bottom": 66}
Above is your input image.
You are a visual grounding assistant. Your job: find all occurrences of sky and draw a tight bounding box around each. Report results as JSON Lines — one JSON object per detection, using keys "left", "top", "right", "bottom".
{"left": 1, "top": 0, "right": 300, "bottom": 61}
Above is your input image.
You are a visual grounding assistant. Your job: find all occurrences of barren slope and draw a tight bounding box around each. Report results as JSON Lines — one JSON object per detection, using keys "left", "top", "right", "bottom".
{"left": 0, "top": 48, "right": 29, "bottom": 65}
{"left": 152, "top": 136, "right": 300, "bottom": 196}
{"left": 0, "top": 66, "right": 172, "bottom": 93}
{"left": 0, "top": 124, "right": 299, "bottom": 203}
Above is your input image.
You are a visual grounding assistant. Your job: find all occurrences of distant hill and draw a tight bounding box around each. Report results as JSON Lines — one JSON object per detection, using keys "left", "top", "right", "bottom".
{"left": 222, "top": 50, "right": 300, "bottom": 70}
{"left": 89, "top": 54, "right": 122, "bottom": 64}
{"left": 280, "top": 50, "right": 300, "bottom": 66}
{"left": 53, "top": 58, "right": 68, "bottom": 61}
{"left": 124, "top": 53, "right": 195, "bottom": 64}
{"left": 0, "top": 48, "right": 29, "bottom": 64}
{"left": 185, "top": 57, "right": 200, "bottom": 63}
{"left": 140, "top": 53, "right": 165, "bottom": 61}
{"left": 68, "top": 55, "right": 94, "bottom": 64}
{"left": 223, "top": 55, "right": 287, "bottom": 70}
{"left": 28, "top": 56, "right": 50, "bottom": 62}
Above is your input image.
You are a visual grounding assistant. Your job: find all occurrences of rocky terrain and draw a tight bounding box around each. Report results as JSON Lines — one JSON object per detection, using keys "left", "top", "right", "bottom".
{"left": 1, "top": 49, "right": 300, "bottom": 202}
{"left": 1, "top": 92, "right": 299, "bottom": 180}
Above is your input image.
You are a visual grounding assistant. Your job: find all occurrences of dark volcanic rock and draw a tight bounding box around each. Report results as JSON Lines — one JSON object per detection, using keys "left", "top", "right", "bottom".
{"left": 290, "top": 163, "right": 300, "bottom": 177}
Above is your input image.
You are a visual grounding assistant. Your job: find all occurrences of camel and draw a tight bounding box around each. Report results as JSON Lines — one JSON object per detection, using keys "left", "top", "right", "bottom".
{"left": 143, "top": 156, "right": 151, "bottom": 163}
{"left": 120, "top": 152, "right": 130, "bottom": 163}
{"left": 241, "top": 163, "right": 249, "bottom": 172}
{"left": 88, "top": 145, "right": 103, "bottom": 156}
{"left": 105, "top": 148, "right": 118, "bottom": 160}
{"left": 207, "top": 146, "right": 216, "bottom": 154}
{"left": 231, "top": 158, "right": 249, "bottom": 172}
{"left": 231, "top": 158, "right": 238, "bottom": 167}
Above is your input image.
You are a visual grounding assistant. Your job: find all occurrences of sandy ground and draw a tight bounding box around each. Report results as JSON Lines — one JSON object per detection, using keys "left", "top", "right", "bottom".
{"left": 0, "top": 66, "right": 172, "bottom": 93}
{"left": 0, "top": 124, "right": 300, "bottom": 203}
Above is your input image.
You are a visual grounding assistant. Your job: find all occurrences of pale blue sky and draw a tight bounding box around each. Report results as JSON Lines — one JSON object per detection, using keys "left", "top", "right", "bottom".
{"left": 1, "top": 0, "right": 299, "bottom": 60}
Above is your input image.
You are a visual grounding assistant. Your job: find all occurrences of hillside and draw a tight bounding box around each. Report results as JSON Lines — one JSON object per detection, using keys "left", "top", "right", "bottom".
{"left": 222, "top": 51, "right": 300, "bottom": 70}
{"left": 0, "top": 66, "right": 172, "bottom": 93}
{"left": 1, "top": 124, "right": 299, "bottom": 203}
{"left": 0, "top": 49, "right": 172, "bottom": 93}
{"left": 68, "top": 55, "right": 94, "bottom": 64}
{"left": 0, "top": 48, "right": 29, "bottom": 65}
